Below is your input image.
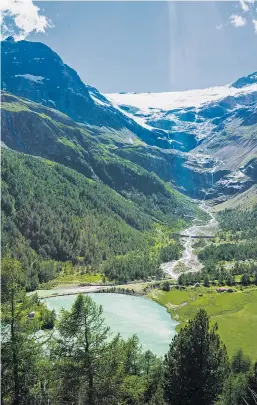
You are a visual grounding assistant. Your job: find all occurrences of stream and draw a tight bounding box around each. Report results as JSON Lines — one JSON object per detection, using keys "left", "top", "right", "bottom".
{"left": 36, "top": 202, "right": 217, "bottom": 355}
{"left": 161, "top": 201, "right": 218, "bottom": 279}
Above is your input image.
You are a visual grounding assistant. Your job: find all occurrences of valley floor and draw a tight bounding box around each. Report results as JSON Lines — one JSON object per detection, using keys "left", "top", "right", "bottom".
{"left": 35, "top": 280, "right": 257, "bottom": 359}
{"left": 148, "top": 285, "right": 257, "bottom": 359}
{"left": 35, "top": 201, "right": 257, "bottom": 360}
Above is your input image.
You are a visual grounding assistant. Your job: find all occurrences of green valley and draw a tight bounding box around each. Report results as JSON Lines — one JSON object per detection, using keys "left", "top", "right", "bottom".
{"left": 1, "top": 32, "right": 257, "bottom": 405}
{"left": 1, "top": 148, "right": 195, "bottom": 289}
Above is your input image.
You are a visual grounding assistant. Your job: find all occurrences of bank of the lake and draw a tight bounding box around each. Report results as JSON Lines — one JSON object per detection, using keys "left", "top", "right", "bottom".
{"left": 43, "top": 293, "right": 178, "bottom": 356}
{"left": 148, "top": 285, "right": 257, "bottom": 359}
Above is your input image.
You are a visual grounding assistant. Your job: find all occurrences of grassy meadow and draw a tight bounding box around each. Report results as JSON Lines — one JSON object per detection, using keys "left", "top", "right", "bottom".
{"left": 148, "top": 286, "right": 257, "bottom": 359}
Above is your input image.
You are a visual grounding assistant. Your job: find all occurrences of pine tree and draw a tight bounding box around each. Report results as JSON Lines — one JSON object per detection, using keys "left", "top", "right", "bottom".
{"left": 231, "top": 349, "right": 251, "bottom": 374}
{"left": 1, "top": 258, "right": 44, "bottom": 405}
{"left": 163, "top": 309, "right": 229, "bottom": 405}
{"left": 54, "top": 294, "right": 113, "bottom": 405}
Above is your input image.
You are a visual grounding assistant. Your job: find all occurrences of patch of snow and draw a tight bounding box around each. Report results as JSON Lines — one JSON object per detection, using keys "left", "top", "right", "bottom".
{"left": 89, "top": 92, "right": 109, "bottom": 107}
{"left": 230, "top": 170, "right": 245, "bottom": 180}
{"left": 217, "top": 170, "right": 248, "bottom": 187}
{"left": 109, "top": 99, "right": 157, "bottom": 132}
{"left": 14, "top": 74, "right": 45, "bottom": 83}
{"left": 106, "top": 83, "right": 257, "bottom": 113}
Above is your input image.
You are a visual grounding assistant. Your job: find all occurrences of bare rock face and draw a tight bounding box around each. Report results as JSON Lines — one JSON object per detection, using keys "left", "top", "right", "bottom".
{"left": 107, "top": 73, "right": 257, "bottom": 201}
{"left": 1, "top": 38, "right": 166, "bottom": 148}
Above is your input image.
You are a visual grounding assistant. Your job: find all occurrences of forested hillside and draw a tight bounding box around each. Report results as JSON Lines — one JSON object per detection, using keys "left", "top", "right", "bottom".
{"left": 1, "top": 149, "right": 192, "bottom": 288}
{"left": 199, "top": 205, "right": 257, "bottom": 263}
{"left": 193, "top": 204, "right": 257, "bottom": 286}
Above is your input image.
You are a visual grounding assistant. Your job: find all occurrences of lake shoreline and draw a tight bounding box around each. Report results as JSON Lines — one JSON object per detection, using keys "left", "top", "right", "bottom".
{"left": 43, "top": 292, "right": 179, "bottom": 356}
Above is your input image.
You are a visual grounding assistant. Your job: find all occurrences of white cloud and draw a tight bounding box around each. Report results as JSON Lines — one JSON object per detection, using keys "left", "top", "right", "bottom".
{"left": 226, "top": 0, "right": 257, "bottom": 33}
{"left": 239, "top": 0, "right": 250, "bottom": 12}
{"left": 0, "top": 0, "right": 51, "bottom": 41}
{"left": 229, "top": 14, "right": 247, "bottom": 27}
{"left": 253, "top": 18, "right": 257, "bottom": 33}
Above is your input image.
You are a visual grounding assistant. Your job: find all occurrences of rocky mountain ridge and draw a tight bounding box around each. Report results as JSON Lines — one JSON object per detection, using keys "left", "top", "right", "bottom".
{"left": 107, "top": 73, "right": 257, "bottom": 201}
{"left": 1, "top": 37, "right": 256, "bottom": 202}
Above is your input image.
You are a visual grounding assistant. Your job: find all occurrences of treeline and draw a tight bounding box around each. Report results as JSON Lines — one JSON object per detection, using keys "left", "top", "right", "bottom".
{"left": 2, "top": 261, "right": 257, "bottom": 405}
{"left": 196, "top": 205, "right": 257, "bottom": 280}
{"left": 1, "top": 149, "right": 183, "bottom": 289}
{"left": 198, "top": 242, "right": 257, "bottom": 263}
{"left": 2, "top": 92, "right": 195, "bottom": 230}
{"left": 103, "top": 244, "right": 181, "bottom": 283}
{"left": 177, "top": 269, "right": 257, "bottom": 287}
{"left": 218, "top": 206, "right": 257, "bottom": 240}
{"left": 177, "top": 259, "right": 257, "bottom": 286}
{"left": 103, "top": 251, "right": 162, "bottom": 283}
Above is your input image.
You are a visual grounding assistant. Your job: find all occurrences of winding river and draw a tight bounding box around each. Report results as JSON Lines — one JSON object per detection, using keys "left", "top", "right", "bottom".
{"left": 161, "top": 201, "right": 218, "bottom": 279}
{"left": 38, "top": 202, "right": 217, "bottom": 356}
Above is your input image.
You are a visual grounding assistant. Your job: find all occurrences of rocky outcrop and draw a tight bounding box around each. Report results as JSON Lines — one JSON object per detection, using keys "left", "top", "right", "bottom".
{"left": 1, "top": 38, "right": 167, "bottom": 148}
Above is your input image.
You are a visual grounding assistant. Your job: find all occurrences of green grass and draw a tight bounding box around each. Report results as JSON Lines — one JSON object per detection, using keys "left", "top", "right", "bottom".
{"left": 149, "top": 286, "right": 257, "bottom": 359}
{"left": 41, "top": 272, "right": 105, "bottom": 288}
{"left": 54, "top": 272, "right": 103, "bottom": 284}
{"left": 43, "top": 159, "right": 57, "bottom": 167}
{"left": 57, "top": 137, "right": 83, "bottom": 152}
{"left": 1, "top": 102, "right": 30, "bottom": 112}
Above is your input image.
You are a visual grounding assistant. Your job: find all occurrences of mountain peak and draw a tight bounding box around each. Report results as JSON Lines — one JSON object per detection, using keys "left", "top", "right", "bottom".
{"left": 4, "top": 36, "right": 15, "bottom": 43}
{"left": 231, "top": 72, "right": 257, "bottom": 89}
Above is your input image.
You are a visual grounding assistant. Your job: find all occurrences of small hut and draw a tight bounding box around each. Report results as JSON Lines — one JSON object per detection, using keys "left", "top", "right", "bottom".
{"left": 216, "top": 287, "right": 228, "bottom": 293}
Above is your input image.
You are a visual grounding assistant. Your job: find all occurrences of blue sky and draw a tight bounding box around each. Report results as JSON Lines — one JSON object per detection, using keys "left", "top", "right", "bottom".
{"left": 2, "top": 1, "right": 257, "bottom": 93}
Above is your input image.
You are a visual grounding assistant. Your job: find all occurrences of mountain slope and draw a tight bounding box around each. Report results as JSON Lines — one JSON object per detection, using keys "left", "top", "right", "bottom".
{"left": 1, "top": 37, "right": 168, "bottom": 148}
{"left": 107, "top": 72, "right": 257, "bottom": 151}
{"left": 107, "top": 73, "right": 257, "bottom": 201}
{"left": 1, "top": 91, "right": 198, "bottom": 225}
{"left": 1, "top": 90, "right": 200, "bottom": 287}
{"left": 2, "top": 37, "right": 256, "bottom": 202}
{"left": 2, "top": 148, "right": 195, "bottom": 288}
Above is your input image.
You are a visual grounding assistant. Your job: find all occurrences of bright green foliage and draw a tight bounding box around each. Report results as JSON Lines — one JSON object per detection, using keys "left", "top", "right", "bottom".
{"left": 219, "top": 373, "right": 249, "bottom": 405}
{"left": 218, "top": 351, "right": 257, "bottom": 405}
{"left": 1, "top": 258, "right": 55, "bottom": 405}
{"left": 199, "top": 205, "right": 257, "bottom": 265}
{"left": 2, "top": 148, "right": 190, "bottom": 287}
{"left": 163, "top": 309, "right": 229, "bottom": 405}
{"left": 199, "top": 242, "right": 257, "bottom": 262}
{"left": 159, "top": 243, "right": 181, "bottom": 262}
{"left": 218, "top": 206, "right": 257, "bottom": 239}
{"left": 103, "top": 251, "right": 162, "bottom": 282}
{"left": 48, "top": 294, "right": 162, "bottom": 405}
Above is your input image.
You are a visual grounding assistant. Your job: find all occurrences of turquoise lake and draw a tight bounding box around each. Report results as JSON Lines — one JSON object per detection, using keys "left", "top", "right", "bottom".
{"left": 43, "top": 293, "right": 178, "bottom": 356}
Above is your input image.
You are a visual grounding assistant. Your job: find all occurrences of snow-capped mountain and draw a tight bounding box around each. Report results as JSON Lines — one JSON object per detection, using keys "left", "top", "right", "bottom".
{"left": 107, "top": 74, "right": 257, "bottom": 152}
{"left": 1, "top": 36, "right": 168, "bottom": 148}
{"left": 106, "top": 74, "right": 257, "bottom": 201}
{"left": 1, "top": 36, "right": 256, "bottom": 202}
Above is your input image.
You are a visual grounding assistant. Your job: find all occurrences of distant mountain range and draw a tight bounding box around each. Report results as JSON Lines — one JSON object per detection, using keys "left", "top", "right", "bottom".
{"left": 107, "top": 73, "right": 257, "bottom": 201}
{"left": 1, "top": 36, "right": 257, "bottom": 202}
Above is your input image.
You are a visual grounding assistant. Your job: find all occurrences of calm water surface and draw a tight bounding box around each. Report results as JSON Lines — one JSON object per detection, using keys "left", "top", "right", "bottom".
{"left": 43, "top": 293, "right": 178, "bottom": 356}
